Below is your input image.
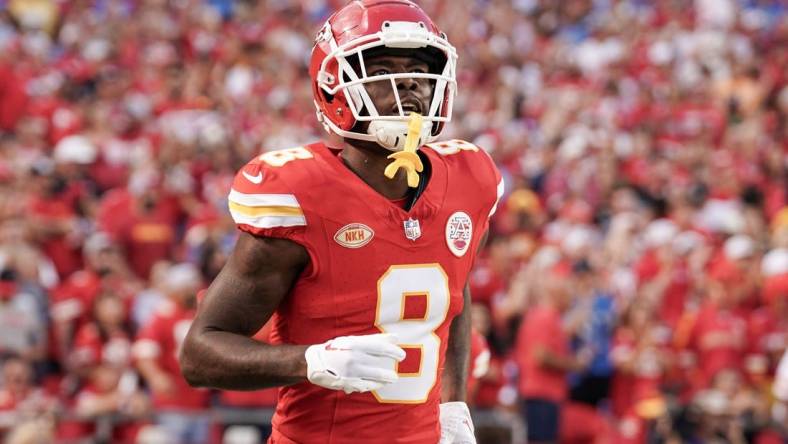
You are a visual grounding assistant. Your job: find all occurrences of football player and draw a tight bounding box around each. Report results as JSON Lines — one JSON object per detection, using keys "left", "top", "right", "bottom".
{"left": 180, "top": 1, "right": 502, "bottom": 443}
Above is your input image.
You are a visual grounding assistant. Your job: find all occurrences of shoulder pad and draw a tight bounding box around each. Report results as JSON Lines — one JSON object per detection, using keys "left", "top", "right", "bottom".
{"left": 424, "top": 139, "right": 504, "bottom": 217}
{"left": 228, "top": 146, "right": 317, "bottom": 233}
{"left": 424, "top": 139, "right": 482, "bottom": 156}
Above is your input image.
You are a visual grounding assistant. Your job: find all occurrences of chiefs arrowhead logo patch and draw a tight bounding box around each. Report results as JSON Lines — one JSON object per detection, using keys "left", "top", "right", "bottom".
{"left": 446, "top": 212, "right": 473, "bottom": 257}
{"left": 334, "top": 223, "right": 374, "bottom": 249}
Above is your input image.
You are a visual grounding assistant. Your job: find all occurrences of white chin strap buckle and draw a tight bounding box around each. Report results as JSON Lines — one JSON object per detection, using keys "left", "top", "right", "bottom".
{"left": 368, "top": 120, "right": 434, "bottom": 151}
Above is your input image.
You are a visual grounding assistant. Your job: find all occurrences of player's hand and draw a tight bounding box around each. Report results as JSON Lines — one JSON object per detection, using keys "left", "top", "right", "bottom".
{"left": 305, "top": 333, "right": 406, "bottom": 394}
{"left": 439, "top": 402, "right": 476, "bottom": 444}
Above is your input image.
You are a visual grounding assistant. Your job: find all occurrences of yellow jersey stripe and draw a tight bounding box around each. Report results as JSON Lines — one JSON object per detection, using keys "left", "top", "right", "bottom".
{"left": 228, "top": 201, "right": 304, "bottom": 217}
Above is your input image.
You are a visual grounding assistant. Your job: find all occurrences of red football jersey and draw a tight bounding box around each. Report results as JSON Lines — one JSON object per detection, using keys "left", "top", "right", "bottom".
{"left": 228, "top": 140, "right": 502, "bottom": 444}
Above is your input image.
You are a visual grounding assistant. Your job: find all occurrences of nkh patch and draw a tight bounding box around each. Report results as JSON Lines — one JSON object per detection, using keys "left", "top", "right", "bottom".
{"left": 403, "top": 218, "right": 421, "bottom": 241}
{"left": 333, "top": 223, "right": 374, "bottom": 248}
{"left": 446, "top": 211, "right": 472, "bottom": 257}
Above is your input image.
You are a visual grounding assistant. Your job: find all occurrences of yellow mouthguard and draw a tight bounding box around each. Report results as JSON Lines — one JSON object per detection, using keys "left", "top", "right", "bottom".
{"left": 384, "top": 113, "right": 424, "bottom": 188}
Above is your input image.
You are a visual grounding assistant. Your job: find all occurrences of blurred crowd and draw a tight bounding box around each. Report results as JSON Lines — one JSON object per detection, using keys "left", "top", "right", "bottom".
{"left": 0, "top": 0, "right": 786, "bottom": 443}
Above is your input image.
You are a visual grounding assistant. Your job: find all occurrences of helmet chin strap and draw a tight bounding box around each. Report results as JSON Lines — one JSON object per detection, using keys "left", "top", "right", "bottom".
{"left": 368, "top": 118, "right": 434, "bottom": 152}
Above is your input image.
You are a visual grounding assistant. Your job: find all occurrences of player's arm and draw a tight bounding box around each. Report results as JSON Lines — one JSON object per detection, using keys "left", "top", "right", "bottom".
{"left": 442, "top": 230, "right": 489, "bottom": 402}
{"left": 439, "top": 231, "right": 487, "bottom": 444}
{"left": 442, "top": 281, "right": 473, "bottom": 402}
{"left": 180, "top": 232, "right": 311, "bottom": 389}
{"left": 181, "top": 231, "right": 405, "bottom": 392}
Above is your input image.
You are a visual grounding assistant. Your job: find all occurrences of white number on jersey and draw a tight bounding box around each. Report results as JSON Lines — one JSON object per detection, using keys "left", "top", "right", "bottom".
{"left": 425, "top": 139, "right": 479, "bottom": 156}
{"left": 373, "top": 264, "right": 450, "bottom": 403}
{"left": 258, "top": 147, "right": 314, "bottom": 167}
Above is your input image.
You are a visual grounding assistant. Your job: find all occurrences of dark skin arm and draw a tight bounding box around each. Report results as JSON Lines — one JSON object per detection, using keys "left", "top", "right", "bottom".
{"left": 180, "top": 232, "right": 310, "bottom": 390}
{"left": 441, "top": 282, "right": 473, "bottom": 402}
{"left": 442, "top": 230, "right": 488, "bottom": 402}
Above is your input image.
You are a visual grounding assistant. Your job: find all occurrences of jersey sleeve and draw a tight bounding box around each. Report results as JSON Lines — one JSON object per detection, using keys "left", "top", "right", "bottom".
{"left": 227, "top": 156, "right": 307, "bottom": 240}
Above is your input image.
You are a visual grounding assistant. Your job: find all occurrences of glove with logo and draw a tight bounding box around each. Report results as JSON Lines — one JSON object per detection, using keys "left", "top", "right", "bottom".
{"left": 305, "top": 333, "right": 406, "bottom": 394}
{"left": 439, "top": 401, "right": 476, "bottom": 444}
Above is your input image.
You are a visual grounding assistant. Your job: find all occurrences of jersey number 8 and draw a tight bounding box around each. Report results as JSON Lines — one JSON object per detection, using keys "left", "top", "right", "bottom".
{"left": 258, "top": 147, "right": 314, "bottom": 167}
{"left": 373, "top": 264, "right": 450, "bottom": 403}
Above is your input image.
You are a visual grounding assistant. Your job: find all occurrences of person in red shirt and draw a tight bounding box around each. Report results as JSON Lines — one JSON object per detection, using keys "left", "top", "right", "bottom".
{"left": 468, "top": 304, "right": 505, "bottom": 410}
{"left": 0, "top": 356, "right": 57, "bottom": 434}
{"left": 96, "top": 172, "right": 184, "bottom": 279}
{"left": 50, "top": 232, "right": 140, "bottom": 363}
{"left": 133, "top": 263, "right": 209, "bottom": 444}
{"left": 58, "top": 291, "right": 145, "bottom": 442}
{"left": 516, "top": 273, "right": 588, "bottom": 444}
{"left": 685, "top": 265, "right": 749, "bottom": 390}
{"left": 26, "top": 162, "right": 85, "bottom": 279}
{"left": 71, "top": 292, "right": 133, "bottom": 375}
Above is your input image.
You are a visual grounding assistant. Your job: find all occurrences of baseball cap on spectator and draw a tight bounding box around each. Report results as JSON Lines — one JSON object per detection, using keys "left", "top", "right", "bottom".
{"left": 53, "top": 135, "right": 97, "bottom": 165}
{"left": 673, "top": 230, "right": 705, "bottom": 255}
{"left": 723, "top": 234, "right": 755, "bottom": 261}
{"left": 531, "top": 245, "right": 562, "bottom": 271}
{"left": 83, "top": 232, "right": 115, "bottom": 256}
{"left": 761, "top": 248, "right": 788, "bottom": 277}
{"left": 161, "top": 263, "right": 203, "bottom": 294}
{"left": 558, "top": 133, "right": 588, "bottom": 162}
{"left": 761, "top": 248, "right": 788, "bottom": 305}
{"left": 135, "top": 425, "right": 172, "bottom": 444}
{"left": 223, "top": 426, "right": 262, "bottom": 444}
{"left": 561, "top": 225, "right": 596, "bottom": 258}
{"left": 694, "top": 389, "right": 730, "bottom": 416}
{"left": 698, "top": 200, "right": 746, "bottom": 234}
{"left": 644, "top": 219, "right": 678, "bottom": 248}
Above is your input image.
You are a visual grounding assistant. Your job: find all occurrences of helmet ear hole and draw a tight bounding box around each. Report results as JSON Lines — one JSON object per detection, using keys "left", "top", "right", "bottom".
{"left": 332, "top": 94, "right": 356, "bottom": 130}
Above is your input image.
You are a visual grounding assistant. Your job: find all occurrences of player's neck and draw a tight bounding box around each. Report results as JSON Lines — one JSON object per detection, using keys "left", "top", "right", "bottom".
{"left": 339, "top": 141, "right": 411, "bottom": 200}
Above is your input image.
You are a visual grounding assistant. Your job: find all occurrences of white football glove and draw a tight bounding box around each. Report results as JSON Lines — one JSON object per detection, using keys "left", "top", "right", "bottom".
{"left": 305, "top": 333, "right": 406, "bottom": 394}
{"left": 439, "top": 402, "right": 476, "bottom": 444}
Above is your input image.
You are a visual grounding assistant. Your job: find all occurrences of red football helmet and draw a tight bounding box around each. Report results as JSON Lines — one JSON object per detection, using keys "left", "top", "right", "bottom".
{"left": 309, "top": 0, "right": 457, "bottom": 151}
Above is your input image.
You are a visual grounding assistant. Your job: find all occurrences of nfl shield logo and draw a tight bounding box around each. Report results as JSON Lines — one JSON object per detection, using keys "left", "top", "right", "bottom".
{"left": 403, "top": 218, "right": 421, "bottom": 241}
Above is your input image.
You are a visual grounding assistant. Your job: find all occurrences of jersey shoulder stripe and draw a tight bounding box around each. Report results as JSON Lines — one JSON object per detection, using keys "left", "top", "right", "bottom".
{"left": 228, "top": 189, "right": 306, "bottom": 229}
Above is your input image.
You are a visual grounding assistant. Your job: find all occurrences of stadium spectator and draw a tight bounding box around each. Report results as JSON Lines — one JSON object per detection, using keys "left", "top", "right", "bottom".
{"left": 133, "top": 263, "right": 207, "bottom": 444}
{"left": 516, "top": 273, "right": 589, "bottom": 444}
{"left": 0, "top": 0, "right": 784, "bottom": 441}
